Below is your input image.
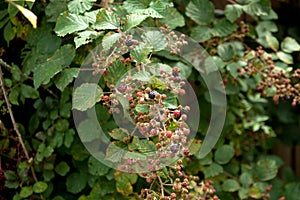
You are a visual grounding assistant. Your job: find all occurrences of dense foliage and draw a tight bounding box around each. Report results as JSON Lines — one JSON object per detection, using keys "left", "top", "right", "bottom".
{"left": 0, "top": 0, "right": 300, "bottom": 199}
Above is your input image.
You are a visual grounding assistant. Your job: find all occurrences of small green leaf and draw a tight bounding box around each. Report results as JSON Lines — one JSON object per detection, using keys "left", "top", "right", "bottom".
{"left": 204, "top": 163, "right": 223, "bottom": 178}
{"left": 4, "top": 170, "right": 19, "bottom": 189}
{"left": 67, "top": 0, "right": 96, "bottom": 14}
{"left": 186, "top": 0, "right": 215, "bottom": 24}
{"left": 55, "top": 161, "right": 70, "bottom": 176}
{"left": 266, "top": 35, "right": 279, "bottom": 51}
{"left": 115, "top": 171, "right": 138, "bottom": 196}
{"left": 74, "top": 30, "right": 102, "bottom": 49}
{"left": 72, "top": 83, "right": 102, "bottom": 111}
{"left": 45, "top": 0, "right": 68, "bottom": 22}
{"left": 240, "top": 172, "right": 253, "bottom": 187}
{"left": 4, "top": 22, "right": 16, "bottom": 46}
{"left": 109, "top": 128, "right": 129, "bottom": 141}
{"left": 124, "top": 14, "right": 148, "bottom": 31}
{"left": 33, "top": 181, "right": 48, "bottom": 193}
{"left": 277, "top": 51, "right": 293, "bottom": 64}
{"left": 222, "top": 179, "right": 240, "bottom": 192}
{"left": 142, "top": 30, "right": 167, "bottom": 52}
{"left": 158, "top": 7, "right": 185, "bottom": 29}
{"left": 92, "top": 9, "right": 119, "bottom": 30}
{"left": 135, "top": 104, "right": 149, "bottom": 113}
{"left": 255, "top": 159, "right": 278, "bottom": 181}
{"left": 66, "top": 173, "right": 87, "bottom": 194}
{"left": 248, "top": 186, "right": 262, "bottom": 199}
{"left": 225, "top": 4, "right": 243, "bottom": 23}
{"left": 215, "top": 145, "right": 235, "bottom": 164}
{"left": 88, "top": 156, "right": 110, "bottom": 176}
{"left": 54, "top": 68, "right": 79, "bottom": 91}
{"left": 128, "top": 137, "right": 156, "bottom": 153}
{"left": 20, "top": 186, "right": 33, "bottom": 198}
{"left": 281, "top": 37, "right": 300, "bottom": 53}
{"left": 54, "top": 13, "right": 89, "bottom": 36}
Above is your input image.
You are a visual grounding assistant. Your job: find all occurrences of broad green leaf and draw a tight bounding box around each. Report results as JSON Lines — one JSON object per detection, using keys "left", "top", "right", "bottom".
{"left": 66, "top": 173, "right": 87, "bottom": 194}
{"left": 222, "top": 179, "right": 240, "bottom": 192}
{"left": 240, "top": 172, "right": 253, "bottom": 187}
{"left": 74, "top": 30, "right": 102, "bottom": 48}
{"left": 33, "top": 182, "right": 48, "bottom": 193}
{"left": 88, "top": 156, "right": 110, "bottom": 176}
{"left": 34, "top": 44, "right": 75, "bottom": 88}
{"left": 131, "top": 44, "right": 151, "bottom": 63}
{"left": 281, "top": 37, "right": 300, "bottom": 53}
{"left": 175, "top": 62, "right": 192, "bottom": 79}
{"left": 255, "top": 159, "right": 278, "bottom": 181}
{"left": 133, "top": 8, "right": 163, "bottom": 18}
{"left": 141, "top": 30, "right": 167, "bottom": 51}
{"left": 102, "top": 32, "right": 122, "bottom": 51}
{"left": 213, "top": 18, "right": 238, "bottom": 37}
{"left": 4, "top": 170, "right": 19, "bottom": 189}
{"left": 104, "top": 60, "right": 129, "bottom": 86}
{"left": 248, "top": 186, "right": 262, "bottom": 199}
{"left": 72, "top": 83, "right": 102, "bottom": 111}
{"left": 45, "top": 0, "right": 68, "bottom": 22}
{"left": 204, "top": 163, "right": 223, "bottom": 178}
{"left": 158, "top": 7, "right": 185, "bottom": 29}
{"left": 20, "top": 186, "right": 33, "bottom": 198}
{"left": 135, "top": 104, "right": 149, "bottom": 114}
{"left": 67, "top": 0, "right": 96, "bottom": 14}
{"left": 256, "top": 21, "right": 278, "bottom": 37}
{"left": 128, "top": 136, "right": 156, "bottom": 153}
{"left": 225, "top": 4, "right": 243, "bottom": 23}
{"left": 215, "top": 145, "right": 235, "bottom": 164}
{"left": 54, "top": 13, "right": 89, "bottom": 36}
{"left": 266, "top": 35, "right": 279, "bottom": 51}
{"left": 132, "top": 71, "right": 151, "bottom": 82}
{"left": 105, "top": 143, "right": 126, "bottom": 163}
{"left": 217, "top": 42, "right": 244, "bottom": 61}
{"left": 55, "top": 161, "right": 70, "bottom": 176}
{"left": 92, "top": 9, "right": 119, "bottom": 30}
{"left": 64, "top": 129, "right": 75, "bottom": 148}
{"left": 277, "top": 51, "right": 293, "bottom": 64}
{"left": 243, "top": 0, "right": 271, "bottom": 19}
{"left": 186, "top": 0, "right": 215, "bottom": 24}
{"left": 124, "top": 14, "right": 148, "bottom": 31}
{"left": 54, "top": 68, "right": 79, "bottom": 91}
{"left": 77, "top": 118, "right": 103, "bottom": 142}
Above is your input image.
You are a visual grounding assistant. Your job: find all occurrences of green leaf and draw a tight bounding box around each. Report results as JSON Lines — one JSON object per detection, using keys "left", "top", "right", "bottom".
{"left": 105, "top": 143, "right": 126, "bottom": 163}
{"left": 248, "top": 186, "right": 262, "bottom": 199}
{"left": 214, "top": 18, "right": 238, "bottom": 37}
{"left": 266, "top": 35, "right": 279, "bottom": 51}
{"left": 20, "top": 186, "right": 33, "bottom": 198}
{"left": 68, "top": 0, "right": 96, "bottom": 14}
{"left": 186, "top": 0, "right": 215, "bottom": 24}
{"left": 215, "top": 145, "right": 235, "bottom": 164}
{"left": 225, "top": 4, "right": 243, "bottom": 23}
{"left": 45, "top": 0, "right": 68, "bottom": 22}
{"left": 104, "top": 60, "right": 129, "bottom": 86}
{"left": 74, "top": 30, "right": 102, "bottom": 48}
{"left": 277, "top": 51, "right": 293, "bottom": 64}
{"left": 9, "top": 87, "right": 20, "bottom": 106}
{"left": 256, "top": 21, "right": 278, "bottom": 37}
{"left": 281, "top": 37, "right": 300, "bottom": 53}
{"left": 222, "top": 179, "right": 240, "bottom": 192}
{"left": 284, "top": 183, "right": 300, "bottom": 200}
{"left": 255, "top": 159, "right": 278, "bottom": 181}
{"left": 175, "top": 62, "right": 192, "bottom": 79}
{"left": 240, "top": 172, "right": 253, "bottom": 187}
{"left": 4, "top": 170, "right": 19, "bottom": 189}
{"left": 131, "top": 44, "right": 151, "bottom": 63}
{"left": 243, "top": 0, "right": 271, "bottom": 18}
{"left": 191, "top": 25, "right": 213, "bottom": 42}
{"left": 102, "top": 32, "right": 122, "bottom": 51}
{"left": 124, "top": 14, "right": 149, "bottom": 31}
{"left": 4, "top": 22, "right": 16, "bottom": 46}
{"left": 55, "top": 161, "right": 70, "bottom": 176}
{"left": 133, "top": 8, "right": 163, "bottom": 18}
{"left": 132, "top": 71, "right": 151, "bottom": 82}
{"left": 88, "top": 156, "right": 110, "bottom": 176}
{"left": 54, "top": 68, "right": 79, "bottom": 91}
{"left": 115, "top": 171, "right": 138, "bottom": 196}
{"left": 128, "top": 136, "right": 156, "bottom": 153}
{"left": 66, "top": 173, "right": 87, "bottom": 194}
{"left": 34, "top": 44, "right": 75, "bottom": 88}
{"left": 217, "top": 42, "right": 244, "bottom": 61}
{"left": 92, "top": 9, "right": 119, "bottom": 30}
{"left": 135, "top": 104, "right": 150, "bottom": 114}
{"left": 33, "top": 181, "right": 48, "bottom": 193}
{"left": 204, "top": 163, "right": 223, "bottom": 178}
{"left": 109, "top": 128, "right": 129, "bottom": 141}
{"left": 123, "top": 0, "right": 150, "bottom": 11}
{"left": 158, "top": 7, "right": 185, "bottom": 29}
{"left": 64, "top": 129, "right": 75, "bottom": 148}
{"left": 141, "top": 30, "right": 167, "bottom": 51}
{"left": 72, "top": 83, "right": 102, "bottom": 111}
{"left": 20, "top": 84, "right": 39, "bottom": 99}
{"left": 54, "top": 13, "right": 89, "bottom": 37}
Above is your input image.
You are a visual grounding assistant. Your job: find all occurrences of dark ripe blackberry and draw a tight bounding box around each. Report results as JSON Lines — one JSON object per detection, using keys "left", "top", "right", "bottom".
{"left": 284, "top": 95, "right": 291, "bottom": 100}
{"left": 149, "top": 91, "right": 155, "bottom": 99}
{"left": 170, "top": 144, "right": 179, "bottom": 153}
{"left": 125, "top": 39, "right": 134, "bottom": 47}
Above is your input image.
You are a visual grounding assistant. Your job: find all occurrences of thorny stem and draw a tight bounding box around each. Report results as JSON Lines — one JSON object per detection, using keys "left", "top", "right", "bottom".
{"left": 0, "top": 59, "right": 38, "bottom": 183}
